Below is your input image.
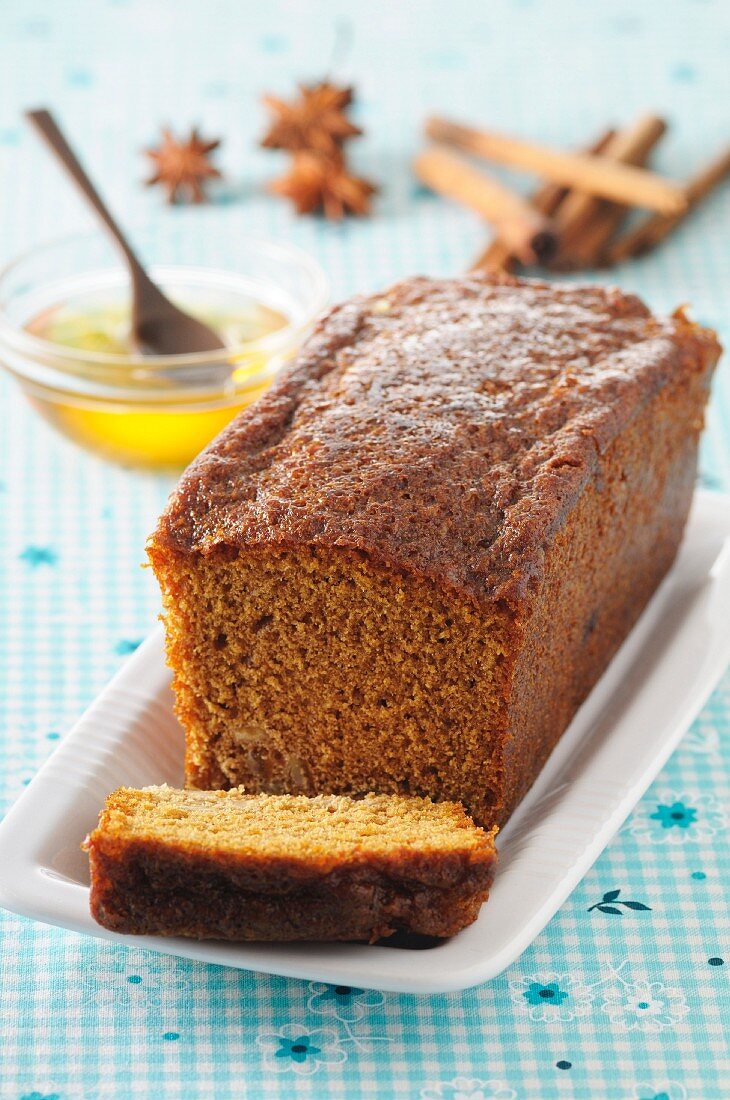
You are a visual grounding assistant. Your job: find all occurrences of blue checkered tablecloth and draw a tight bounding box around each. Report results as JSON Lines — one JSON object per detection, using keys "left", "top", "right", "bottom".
{"left": 1, "top": 1, "right": 728, "bottom": 1097}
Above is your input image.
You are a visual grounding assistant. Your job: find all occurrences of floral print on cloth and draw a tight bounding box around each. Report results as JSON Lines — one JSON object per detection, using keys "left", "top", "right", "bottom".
{"left": 509, "top": 973, "right": 595, "bottom": 1022}
{"left": 82, "top": 949, "right": 193, "bottom": 1010}
{"left": 626, "top": 790, "right": 727, "bottom": 844}
{"left": 587, "top": 888, "right": 652, "bottom": 915}
{"left": 256, "top": 1024, "right": 347, "bottom": 1076}
{"left": 255, "top": 982, "right": 391, "bottom": 1076}
{"left": 509, "top": 960, "right": 692, "bottom": 1036}
{"left": 601, "top": 970, "right": 691, "bottom": 1034}
{"left": 307, "top": 982, "right": 385, "bottom": 1022}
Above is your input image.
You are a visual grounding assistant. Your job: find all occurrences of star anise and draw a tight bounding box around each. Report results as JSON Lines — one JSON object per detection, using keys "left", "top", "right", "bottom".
{"left": 269, "top": 151, "right": 376, "bottom": 219}
{"left": 261, "top": 82, "right": 362, "bottom": 156}
{"left": 144, "top": 127, "right": 222, "bottom": 204}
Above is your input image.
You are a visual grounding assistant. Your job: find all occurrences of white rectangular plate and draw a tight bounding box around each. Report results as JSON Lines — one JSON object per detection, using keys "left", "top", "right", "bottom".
{"left": 1, "top": 490, "right": 729, "bottom": 994}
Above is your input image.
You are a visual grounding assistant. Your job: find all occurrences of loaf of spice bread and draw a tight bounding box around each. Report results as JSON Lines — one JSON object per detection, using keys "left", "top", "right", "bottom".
{"left": 84, "top": 786, "right": 497, "bottom": 941}
{"left": 148, "top": 274, "right": 720, "bottom": 828}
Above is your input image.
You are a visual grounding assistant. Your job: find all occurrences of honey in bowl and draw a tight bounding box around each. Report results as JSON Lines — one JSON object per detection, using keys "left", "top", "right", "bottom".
{"left": 22, "top": 288, "right": 290, "bottom": 468}
{"left": 0, "top": 230, "right": 329, "bottom": 470}
{"left": 26, "top": 290, "right": 287, "bottom": 358}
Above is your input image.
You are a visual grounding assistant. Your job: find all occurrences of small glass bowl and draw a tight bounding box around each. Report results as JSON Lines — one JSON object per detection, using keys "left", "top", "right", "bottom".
{"left": 0, "top": 224, "right": 328, "bottom": 468}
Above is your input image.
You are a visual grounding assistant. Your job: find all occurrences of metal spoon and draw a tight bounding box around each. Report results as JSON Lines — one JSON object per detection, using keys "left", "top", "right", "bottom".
{"left": 25, "top": 108, "right": 225, "bottom": 357}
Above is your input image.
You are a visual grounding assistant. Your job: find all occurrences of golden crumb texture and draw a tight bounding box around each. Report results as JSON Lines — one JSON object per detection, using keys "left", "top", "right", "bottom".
{"left": 85, "top": 786, "right": 498, "bottom": 942}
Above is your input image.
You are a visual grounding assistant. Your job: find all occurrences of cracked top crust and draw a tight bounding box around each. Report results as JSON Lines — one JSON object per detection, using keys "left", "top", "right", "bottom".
{"left": 151, "top": 273, "right": 719, "bottom": 606}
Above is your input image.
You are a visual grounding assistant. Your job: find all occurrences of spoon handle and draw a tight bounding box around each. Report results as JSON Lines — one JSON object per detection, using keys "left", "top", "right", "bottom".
{"left": 25, "top": 108, "right": 158, "bottom": 295}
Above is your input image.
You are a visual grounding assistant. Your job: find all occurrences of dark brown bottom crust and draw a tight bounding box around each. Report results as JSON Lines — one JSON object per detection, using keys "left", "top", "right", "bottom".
{"left": 88, "top": 846, "right": 496, "bottom": 942}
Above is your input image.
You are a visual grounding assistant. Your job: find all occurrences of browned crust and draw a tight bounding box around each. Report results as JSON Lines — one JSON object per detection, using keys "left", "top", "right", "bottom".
{"left": 149, "top": 274, "right": 720, "bottom": 609}
{"left": 87, "top": 840, "right": 496, "bottom": 941}
{"left": 498, "top": 343, "right": 714, "bottom": 817}
{"left": 85, "top": 792, "right": 498, "bottom": 942}
{"left": 146, "top": 274, "right": 720, "bottom": 830}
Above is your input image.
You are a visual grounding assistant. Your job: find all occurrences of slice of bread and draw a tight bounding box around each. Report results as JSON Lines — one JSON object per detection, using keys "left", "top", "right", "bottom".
{"left": 85, "top": 786, "right": 497, "bottom": 942}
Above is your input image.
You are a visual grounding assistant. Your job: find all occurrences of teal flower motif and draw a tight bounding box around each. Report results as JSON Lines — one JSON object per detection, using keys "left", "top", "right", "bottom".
{"left": 20, "top": 1094, "right": 61, "bottom": 1100}
{"left": 627, "top": 790, "right": 726, "bottom": 845}
{"left": 650, "top": 802, "right": 697, "bottom": 829}
{"left": 307, "top": 980, "right": 384, "bottom": 1022}
{"left": 510, "top": 973, "right": 594, "bottom": 1022}
{"left": 257, "top": 1024, "right": 347, "bottom": 1076}
{"left": 276, "top": 1035, "right": 321, "bottom": 1063}
{"left": 523, "top": 981, "right": 569, "bottom": 1006}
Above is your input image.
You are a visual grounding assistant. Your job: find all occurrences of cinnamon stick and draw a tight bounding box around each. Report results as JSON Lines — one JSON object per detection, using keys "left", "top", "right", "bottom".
{"left": 414, "top": 145, "right": 558, "bottom": 265}
{"left": 551, "top": 115, "right": 667, "bottom": 269}
{"left": 470, "top": 128, "right": 616, "bottom": 273}
{"left": 605, "top": 145, "right": 730, "bottom": 265}
{"left": 469, "top": 178, "right": 566, "bottom": 271}
{"left": 426, "top": 117, "right": 687, "bottom": 215}
{"left": 470, "top": 237, "right": 515, "bottom": 273}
